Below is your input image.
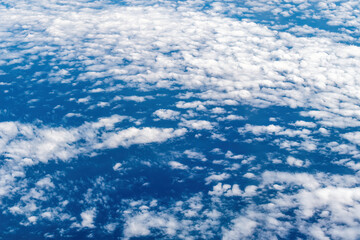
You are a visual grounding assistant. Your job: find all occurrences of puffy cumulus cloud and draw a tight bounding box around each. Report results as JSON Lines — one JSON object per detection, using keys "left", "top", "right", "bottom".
{"left": 286, "top": 156, "right": 310, "bottom": 167}
{"left": 205, "top": 173, "right": 230, "bottom": 185}
{"left": 121, "top": 95, "right": 154, "bottom": 102}
{"left": 35, "top": 176, "right": 55, "bottom": 189}
{"left": 112, "top": 162, "right": 122, "bottom": 171}
{"left": 211, "top": 107, "right": 226, "bottom": 114}
{"left": 240, "top": 124, "right": 314, "bottom": 138}
{"left": 168, "top": 161, "right": 188, "bottom": 170}
{"left": 342, "top": 131, "right": 360, "bottom": 145}
{"left": 153, "top": 109, "right": 180, "bottom": 120}
{"left": 222, "top": 216, "right": 258, "bottom": 240}
{"left": 70, "top": 208, "right": 97, "bottom": 229}
{"left": 91, "top": 115, "right": 128, "bottom": 130}
{"left": 292, "top": 120, "right": 317, "bottom": 128}
{"left": 239, "top": 124, "right": 284, "bottom": 136}
{"left": 104, "top": 222, "right": 118, "bottom": 233}
{"left": 225, "top": 151, "right": 243, "bottom": 160}
{"left": 176, "top": 101, "right": 208, "bottom": 110}
{"left": 179, "top": 119, "right": 215, "bottom": 130}
{"left": 208, "top": 183, "right": 257, "bottom": 197}
{"left": 326, "top": 141, "right": 360, "bottom": 157}
{"left": 80, "top": 208, "right": 96, "bottom": 229}
{"left": 261, "top": 171, "right": 321, "bottom": 190}
{"left": 217, "top": 114, "right": 245, "bottom": 121}
{"left": 333, "top": 158, "right": 360, "bottom": 172}
{"left": 184, "top": 149, "right": 207, "bottom": 161}
{"left": 64, "top": 112, "right": 82, "bottom": 118}
{"left": 96, "top": 127, "right": 187, "bottom": 149}
{"left": 123, "top": 212, "right": 178, "bottom": 239}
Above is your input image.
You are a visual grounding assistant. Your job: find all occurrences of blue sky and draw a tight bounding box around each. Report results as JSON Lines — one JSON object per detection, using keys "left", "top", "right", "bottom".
{"left": 1, "top": 0, "right": 360, "bottom": 239}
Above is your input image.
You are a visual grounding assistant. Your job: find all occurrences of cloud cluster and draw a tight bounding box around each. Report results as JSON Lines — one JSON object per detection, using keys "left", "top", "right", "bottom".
{"left": 1, "top": 0, "right": 360, "bottom": 239}
{"left": 2, "top": 0, "right": 360, "bottom": 131}
{"left": 0, "top": 115, "right": 187, "bottom": 206}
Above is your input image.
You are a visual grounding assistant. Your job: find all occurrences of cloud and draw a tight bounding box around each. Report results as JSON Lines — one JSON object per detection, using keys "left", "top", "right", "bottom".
{"left": 168, "top": 161, "right": 188, "bottom": 170}
{"left": 91, "top": 115, "right": 128, "bottom": 130}
{"left": 205, "top": 173, "right": 230, "bottom": 185}
{"left": 208, "top": 182, "right": 257, "bottom": 197}
{"left": 104, "top": 222, "right": 118, "bottom": 233}
{"left": 217, "top": 114, "right": 245, "bottom": 121}
{"left": 342, "top": 132, "right": 360, "bottom": 145}
{"left": 80, "top": 208, "right": 96, "bottom": 228}
{"left": 121, "top": 96, "right": 152, "bottom": 102}
{"left": 184, "top": 149, "right": 207, "bottom": 161}
{"left": 113, "top": 163, "right": 122, "bottom": 171}
{"left": 222, "top": 216, "right": 258, "bottom": 240}
{"left": 286, "top": 156, "right": 309, "bottom": 167}
{"left": 153, "top": 109, "right": 180, "bottom": 120}
{"left": 97, "top": 127, "right": 187, "bottom": 149}
{"left": 123, "top": 212, "right": 178, "bottom": 239}
{"left": 239, "top": 124, "right": 284, "bottom": 136}
{"left": 292, "top": 120, "right": 316, "bottom": 128}
{"left": 35, "top": 177, "right": 55, "bottom": 189}
{"left": 179, "top": 120, "right": 214, "bottom": 130}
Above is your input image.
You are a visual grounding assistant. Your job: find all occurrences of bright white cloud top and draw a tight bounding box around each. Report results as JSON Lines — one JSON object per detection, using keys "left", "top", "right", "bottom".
{"left": 1, "top": 0, "right": 360, "bottom": 239}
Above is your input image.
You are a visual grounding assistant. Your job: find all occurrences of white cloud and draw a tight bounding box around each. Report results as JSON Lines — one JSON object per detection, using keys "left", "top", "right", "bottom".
{"left": 168, "top": 161, "right": 188, "bottom": 170}
{"left": 208, "top": 182, "right": 257, "bottom": 197}
{"left": 97, "top": 127, "right": 187, "bottom": 149}
{"left": 225, "top": 151, "right": 243, "bottom": 160}
{"left": 239, "top": 124, "right": 284, "bottom": 136}
{"left": 342, "top": 132, "right": 360, "bottom": 145}
{"left": 243, "top": 173, "right": 256, "bottom": 179}
{"left": 153, "top": 109, "right": 180, "bottom": 120}
{"left": 184, "top": 149, "right": 206, "bottom": 161}
{"left": 91, "top": 115, "right": 127, "bottom": 130}
{"left": 27, "top": 216, "right": 38, "bottom": 224}
{"left": 211, "top": 107, "right": 226, "bottom": 114}
{"left": 80, "top": 208, "right": 96, "bottom": 228}
{"left": 123, "top": 212, "right": 178, "bottom": 239}
{"left": 122, "top": 96, "right": 148, "bottom": 102}
{"left": 64, "top": 113, "right": 82, "bottom": 118}
{"left": 205, "top": 173, "right": 230, "bottom": 185}
{"left": 113, "top": 163, "right": 122, "bottom": 171}
{"left": 179, "top": 120, "right": 214, "bottom": 130}
{"left": 286, "top": 156, "right": 309, "bottom": 167}
{"left": 222, "top": 216, "right": 258, "bottom": 240}
{"left": 104, "top": 223, "right": 118, "bottom": 233}
{"left": 293, "top": 120, "right": 316, "bottom": 128}
{"left": 77, "top": 96, "right": 91, "bottom": 104}
{"left": 35, "top": 177, "right": 54, "bottom": 189}
{"left": 217, "top": 114, "right": 245, "bottom": 121}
